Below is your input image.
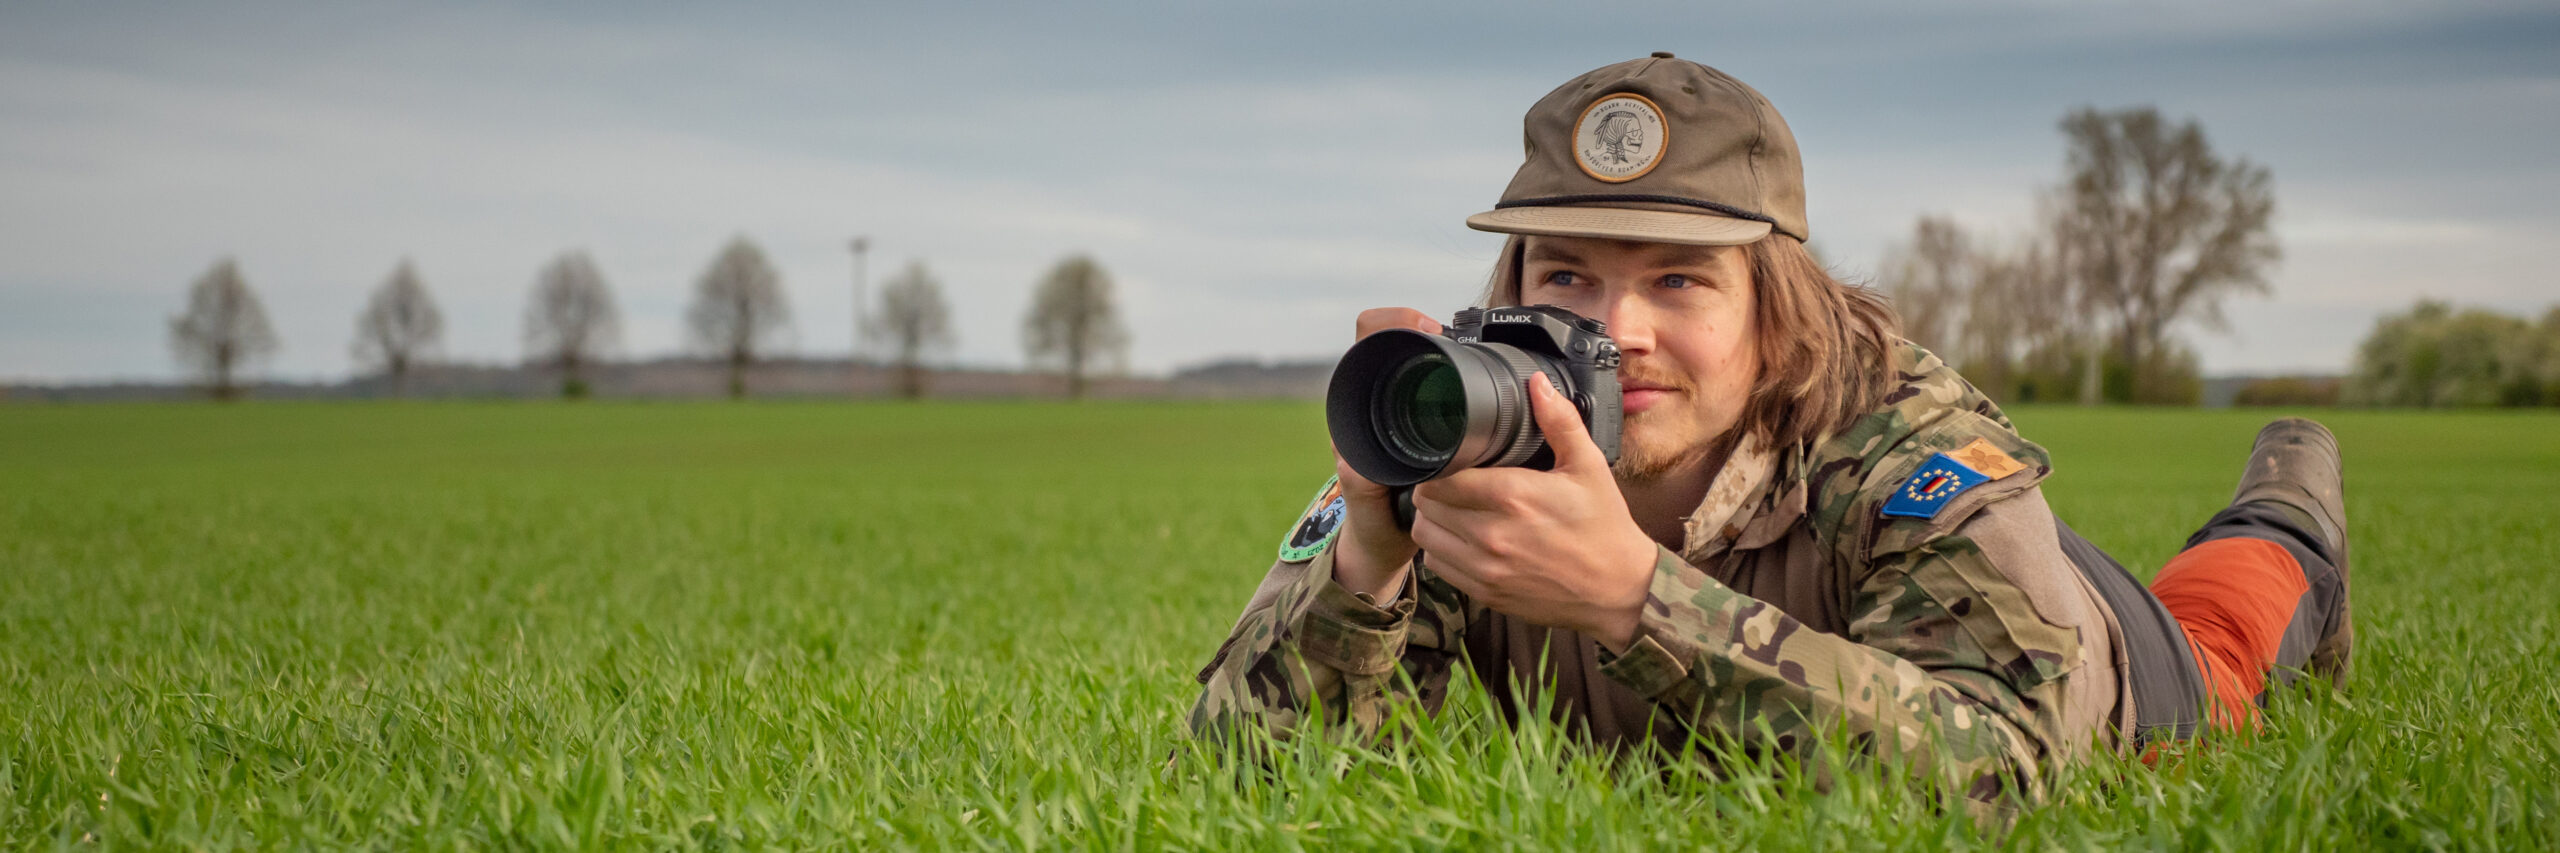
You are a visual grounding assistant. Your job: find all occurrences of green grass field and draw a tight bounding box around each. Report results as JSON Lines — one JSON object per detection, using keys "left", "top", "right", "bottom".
{"left": 3, "top": 402, "right": 2555, "bottom": 849}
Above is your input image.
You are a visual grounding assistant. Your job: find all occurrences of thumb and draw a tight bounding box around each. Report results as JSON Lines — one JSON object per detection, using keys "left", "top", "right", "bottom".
{"left": 1528, "top": 372, "right": 1606, "bottom": 473}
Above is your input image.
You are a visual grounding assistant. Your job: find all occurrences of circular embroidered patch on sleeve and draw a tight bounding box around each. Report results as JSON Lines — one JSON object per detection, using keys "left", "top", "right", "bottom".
{"left": 1573, "top": 93, "right": 1667, "bottom": 183}
{"left": 1276, "top": 475, "right": 1348, "bottom": 563}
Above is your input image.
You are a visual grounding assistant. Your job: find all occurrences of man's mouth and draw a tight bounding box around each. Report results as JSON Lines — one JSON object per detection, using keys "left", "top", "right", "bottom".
{"left": 1620, "top": 379, "right": 1681, "bottom": 416}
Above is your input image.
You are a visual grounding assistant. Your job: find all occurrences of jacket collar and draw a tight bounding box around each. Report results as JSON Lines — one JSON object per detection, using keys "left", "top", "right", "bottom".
{"left": 1675, "top": 432, "right": 1812, "bottom": 565}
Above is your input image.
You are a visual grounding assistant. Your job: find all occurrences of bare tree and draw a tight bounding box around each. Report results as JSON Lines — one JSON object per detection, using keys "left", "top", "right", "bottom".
{"left": 2050, "top": 106, "right": 2279, "bottom": 403}
{"left": 524, "top": 251, "right": 620, "bottom": 399}
{"left": 868, "top": 261, "right": 954, "bottom": 398}
{"left": 169, "top": 257, "right": 279, "bottom": 401}
{"left": 351, "top": 258, "right": 443, "bottom": 397}
{"left": 687, "top": 236, "right": 792, "bottom": 399}
{"left": 1954, "top": 238, "right": 2071, "bottom": 400}
{"left": 1022, "top": 254, "right": 1130, "bottom": 399}
{"left": 1878, "top": 216, "right": 1972, "bottom": 355}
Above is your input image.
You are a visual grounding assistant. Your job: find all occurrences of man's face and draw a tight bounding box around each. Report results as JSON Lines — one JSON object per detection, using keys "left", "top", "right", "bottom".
{"left": 1519, "top": 235, "right": 1759, "bottom": 483}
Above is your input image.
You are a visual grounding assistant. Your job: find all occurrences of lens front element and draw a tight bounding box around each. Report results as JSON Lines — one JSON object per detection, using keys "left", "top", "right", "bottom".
{"left": 1377, "top": 353, "right": 1465, "bottom": 466}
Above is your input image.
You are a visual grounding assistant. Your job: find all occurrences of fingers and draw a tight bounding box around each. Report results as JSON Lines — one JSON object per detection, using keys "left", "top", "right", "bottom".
{"left": 1408, "top": 510, "right": 1493, "bottom": 597}
{"left": 1412, "top": 473, "right": 1545, "bottom": 548}
{"left": 1332, "top": 446, "right": 1390, "bottom": 498}
{"left": 1527, "top": 372, "right": 1606, "bottom": 473}
{"left": 1333, "top": 447, "right": 1404, "bottom": 528}
{"left": 1407, "top": 510, "right": 1464, "bottom": 560}
{"left": 1356, "top": 307, "right": 1446, "bottom": 340}
{"left": 1412, "top": 467, "right": 1529, "bottom": 513}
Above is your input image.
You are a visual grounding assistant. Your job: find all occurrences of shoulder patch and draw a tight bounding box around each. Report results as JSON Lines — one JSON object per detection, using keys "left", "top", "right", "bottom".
{"left": 1948, "top": 437, "right": 2027, "bottom": 480}
{"left": 1880, "top": 454, "right": 1990, "bottom": 520}
{"left": 1277, "top": 475, "right": 1348, "bottom": 563}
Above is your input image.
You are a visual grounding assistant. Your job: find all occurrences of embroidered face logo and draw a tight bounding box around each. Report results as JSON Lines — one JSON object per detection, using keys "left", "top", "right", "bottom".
{"left": 1591, "top": 111, "right": 1644, "bottom": 164}
{"left": 1573, "top": 93, "right": 1667, "bottom": 182}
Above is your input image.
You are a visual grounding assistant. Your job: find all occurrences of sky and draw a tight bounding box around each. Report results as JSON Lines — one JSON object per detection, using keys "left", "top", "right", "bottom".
{"left": 3, "top": 1, "right": 2555, "bottom": 384}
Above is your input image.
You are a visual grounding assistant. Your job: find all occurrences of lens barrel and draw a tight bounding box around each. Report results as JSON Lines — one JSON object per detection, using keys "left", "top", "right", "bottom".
{"left": 1328, "top": 329, "right": 1561, "bottom": 487}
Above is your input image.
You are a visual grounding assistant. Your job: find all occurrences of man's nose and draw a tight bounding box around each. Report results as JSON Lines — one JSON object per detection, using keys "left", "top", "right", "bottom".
{"left": 1597, "top": 293, "right": 1652, "bottom": 355}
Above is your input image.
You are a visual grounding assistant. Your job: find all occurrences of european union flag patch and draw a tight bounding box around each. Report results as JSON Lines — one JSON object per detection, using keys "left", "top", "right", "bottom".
{"left": 1880, "top": 453, "right": 1990, "bottom": 519}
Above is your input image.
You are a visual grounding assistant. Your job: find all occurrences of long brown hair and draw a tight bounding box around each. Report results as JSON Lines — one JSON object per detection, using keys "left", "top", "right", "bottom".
{"left": 1478, "top": 233, "right": 1899, "bottom": 453}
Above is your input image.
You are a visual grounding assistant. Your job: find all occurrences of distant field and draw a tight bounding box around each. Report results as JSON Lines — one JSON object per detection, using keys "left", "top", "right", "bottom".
{"left": 3, "top": 402, "right": 2555, "bottom": 848}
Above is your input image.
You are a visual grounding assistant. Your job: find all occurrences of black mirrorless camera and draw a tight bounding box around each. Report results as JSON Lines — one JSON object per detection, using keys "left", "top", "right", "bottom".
{"left": 1326, "top": 305, "right": 1624, "bottom": 505}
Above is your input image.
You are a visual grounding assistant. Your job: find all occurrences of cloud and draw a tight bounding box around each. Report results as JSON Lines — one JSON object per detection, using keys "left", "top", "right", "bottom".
{"left": 0, "top": 40, "right": 1525, "bottom": 379}
{"left": 1, "top": 0, "right": 2554, "bottom": 382}
{"left": 2283, "top": 215, "right": 2505, "bottom": 248}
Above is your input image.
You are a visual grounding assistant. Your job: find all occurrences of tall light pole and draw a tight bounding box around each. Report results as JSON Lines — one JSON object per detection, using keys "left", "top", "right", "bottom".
{"left": 850, "top": 236, "right": 871, "bottom": 368}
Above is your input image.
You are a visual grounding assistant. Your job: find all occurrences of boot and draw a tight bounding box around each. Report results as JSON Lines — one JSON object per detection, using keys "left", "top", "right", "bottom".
{"left": 2231, "top": 417, "right": 2351, "bottom": 688}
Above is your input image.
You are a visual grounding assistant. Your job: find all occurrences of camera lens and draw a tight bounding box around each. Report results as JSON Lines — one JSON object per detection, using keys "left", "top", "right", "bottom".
{"left": 1327, "top": 328, "right": 1558, "bottom": 486}
{"left": 1378, "top": 353, "right": 1464, "bottom": 465}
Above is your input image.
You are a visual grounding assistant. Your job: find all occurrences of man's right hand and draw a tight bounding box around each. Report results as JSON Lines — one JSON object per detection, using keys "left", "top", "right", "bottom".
{"left": 1329, "top": 308, "right": 1445, "bottom": 602}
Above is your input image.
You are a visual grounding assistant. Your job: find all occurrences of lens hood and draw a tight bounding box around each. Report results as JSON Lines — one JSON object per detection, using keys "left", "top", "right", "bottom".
{"left": 1328, "top": 328, "right": 1542, "bottom": 487}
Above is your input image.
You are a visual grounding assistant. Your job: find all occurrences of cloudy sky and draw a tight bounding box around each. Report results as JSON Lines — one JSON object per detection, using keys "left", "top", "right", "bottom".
{"left": 3, "top": 1, "right": 2553, "bottom": 383}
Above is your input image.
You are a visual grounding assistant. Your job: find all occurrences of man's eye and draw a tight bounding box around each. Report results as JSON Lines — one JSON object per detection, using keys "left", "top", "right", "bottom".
{"left": 1542, "top": 271, "right": 1583, "bottom": 288}
{"left": 1660, "top": 274, "right": 1691, "bottom": 289}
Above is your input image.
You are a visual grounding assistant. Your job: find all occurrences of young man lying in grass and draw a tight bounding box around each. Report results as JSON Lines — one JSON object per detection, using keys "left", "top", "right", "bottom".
{"left": 1186, "top": 53, "right": 2353, "bottom": 817}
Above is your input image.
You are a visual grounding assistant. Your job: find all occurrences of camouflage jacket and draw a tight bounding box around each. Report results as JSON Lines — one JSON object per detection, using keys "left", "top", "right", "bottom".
{"left": 1187, "top": 341, "right": 2135, "bottom": 809}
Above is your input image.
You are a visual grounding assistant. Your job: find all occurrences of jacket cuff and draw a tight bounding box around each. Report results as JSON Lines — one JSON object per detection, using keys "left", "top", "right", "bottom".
{"left": 1296, "top": 546, "right": 1417, "bottom": 676}
{"left": 1598, "top": 546, "right": 1716, "bottom": 700}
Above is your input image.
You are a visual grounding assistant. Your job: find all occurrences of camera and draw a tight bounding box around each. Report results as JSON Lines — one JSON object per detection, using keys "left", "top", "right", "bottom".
{"left": 1326, "top": 305, "right": 1624, "bottom": 490}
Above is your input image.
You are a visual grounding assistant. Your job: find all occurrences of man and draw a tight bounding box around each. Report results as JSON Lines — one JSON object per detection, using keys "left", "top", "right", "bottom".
{"left": 1186, "top": 53, "right": 2351, "bottom": 811}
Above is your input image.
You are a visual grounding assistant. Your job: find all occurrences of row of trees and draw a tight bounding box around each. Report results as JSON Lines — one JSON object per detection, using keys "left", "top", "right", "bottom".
{"left": 169, "top": 237, "right": 1130, "bottom": 400}
{"left": 1877, "top": 105, "right": 2280, "bottom": 405}
{"left": 2346, "top": 301, "right": 2560, "bottom": 407}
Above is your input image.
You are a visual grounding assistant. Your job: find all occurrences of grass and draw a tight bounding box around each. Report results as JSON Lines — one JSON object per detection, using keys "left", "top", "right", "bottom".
{"left": 1, "top": 401, "right": 2554, "bottom": 849}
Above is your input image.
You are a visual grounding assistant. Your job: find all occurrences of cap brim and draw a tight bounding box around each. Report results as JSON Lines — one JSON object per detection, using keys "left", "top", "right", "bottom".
{"left": 1465, "top": 206, "right": 1773, "bottom": 247}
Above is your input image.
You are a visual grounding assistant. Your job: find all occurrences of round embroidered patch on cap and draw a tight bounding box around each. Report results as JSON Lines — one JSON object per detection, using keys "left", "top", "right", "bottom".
{"left": 1573, "top": 93, "right": 1667, "bottom": 183}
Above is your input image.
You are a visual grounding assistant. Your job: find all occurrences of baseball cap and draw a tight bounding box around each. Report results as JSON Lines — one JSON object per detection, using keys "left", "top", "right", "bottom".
{"left": 1466, "top": 52, "right": 1809, "bottom": 246}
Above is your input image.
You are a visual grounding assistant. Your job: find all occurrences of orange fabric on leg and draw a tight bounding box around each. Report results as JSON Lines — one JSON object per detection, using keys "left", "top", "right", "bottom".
{"left": 2148, "top": 537, "right": 2310, "bottom": 732}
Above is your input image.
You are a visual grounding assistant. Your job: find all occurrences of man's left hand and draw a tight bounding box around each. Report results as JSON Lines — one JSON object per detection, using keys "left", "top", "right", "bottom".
{"left": 1409, "top": 373, "right": 1658, "bottom": 652}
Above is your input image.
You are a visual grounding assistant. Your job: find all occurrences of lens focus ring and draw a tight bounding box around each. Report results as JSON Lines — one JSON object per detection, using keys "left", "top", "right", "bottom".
{"left": 1472, "top": 343, "right": 1546, "bottom": 468}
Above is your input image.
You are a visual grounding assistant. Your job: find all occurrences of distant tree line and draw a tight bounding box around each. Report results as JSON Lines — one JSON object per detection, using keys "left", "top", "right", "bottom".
{"left": 2344, "top": 301, "right": 2560, "bottom": 408}
{"left": 1875, "top": 105, "right": 2278, "bottom": 406}
{"left": 167, "top": 239, "right": 1129, "bottom": 401}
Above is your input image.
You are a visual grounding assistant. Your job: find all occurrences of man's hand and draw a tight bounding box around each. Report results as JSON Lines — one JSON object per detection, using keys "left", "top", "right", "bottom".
{"left": 1328, "top": 308, "right": 1447, "bottom": 602}
{"left": 1409, "top": 373, "right": 1658, "bottom": 651}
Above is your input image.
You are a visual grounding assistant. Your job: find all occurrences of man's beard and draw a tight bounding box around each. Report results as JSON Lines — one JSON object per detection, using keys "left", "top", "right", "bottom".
{"left": 1606, "top": 363, "right": 1712, "bottom": 484}
{"left": 1611, "top": 411, "right": 1714, "bottom": 483}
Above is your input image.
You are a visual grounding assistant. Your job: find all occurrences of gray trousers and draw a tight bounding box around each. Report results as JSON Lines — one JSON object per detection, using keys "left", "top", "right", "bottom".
{"left": 2057, "top": 500, "right": 2345, "bottom": 746}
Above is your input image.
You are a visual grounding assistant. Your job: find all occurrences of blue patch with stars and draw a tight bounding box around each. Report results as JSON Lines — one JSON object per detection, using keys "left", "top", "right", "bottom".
{"left": 1880, "top": 453, "right": 1991, "bottom": 520}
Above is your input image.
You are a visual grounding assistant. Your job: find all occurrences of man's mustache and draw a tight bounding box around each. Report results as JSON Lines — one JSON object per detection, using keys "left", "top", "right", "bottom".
{"left": 1614, "top": 362, "right": 1693, "bottom": 395}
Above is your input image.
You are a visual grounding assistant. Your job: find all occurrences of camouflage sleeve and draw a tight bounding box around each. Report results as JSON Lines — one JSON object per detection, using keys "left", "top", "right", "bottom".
{"left": 1184, "top": 542, "right": 1470, "bottom": 745}
{"left": 1595, "top": 490, "right": 2087, "bottom": 808}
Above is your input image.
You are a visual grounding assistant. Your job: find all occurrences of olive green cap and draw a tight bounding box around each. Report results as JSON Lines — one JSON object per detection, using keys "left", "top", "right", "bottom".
{"left": 1467, "top": 52, "right": 1808, "bottom": 246}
